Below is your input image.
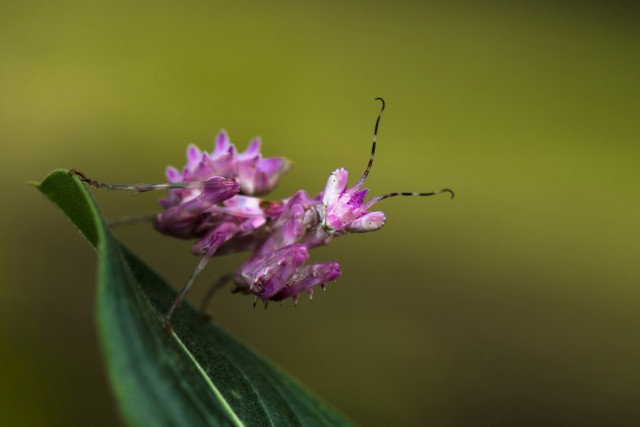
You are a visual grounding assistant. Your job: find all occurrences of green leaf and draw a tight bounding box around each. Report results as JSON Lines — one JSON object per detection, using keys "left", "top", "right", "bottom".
{"left": 36, "top": 169, "right": 353, "bottom": 427}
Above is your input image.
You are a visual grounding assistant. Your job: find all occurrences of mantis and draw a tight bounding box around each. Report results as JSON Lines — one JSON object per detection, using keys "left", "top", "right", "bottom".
{"left": 71, "top": 98, "right": 453, "bottom": 330}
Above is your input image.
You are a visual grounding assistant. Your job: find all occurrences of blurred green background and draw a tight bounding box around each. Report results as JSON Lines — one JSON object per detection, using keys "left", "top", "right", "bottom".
{"left": 2, "top": 0, "right": 639, "bottom": 425}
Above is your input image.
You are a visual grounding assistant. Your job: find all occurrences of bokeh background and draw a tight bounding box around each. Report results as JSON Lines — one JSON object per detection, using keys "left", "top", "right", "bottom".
{"left": 2, "top": 1, "right": 639, "bottom": 426}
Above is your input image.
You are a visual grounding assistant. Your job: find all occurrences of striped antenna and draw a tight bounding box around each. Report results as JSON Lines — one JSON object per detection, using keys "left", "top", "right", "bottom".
{"left": 365, "top": 188, "right": 455, "bottom": 209}
{"left": 69, "top": 169, "right": 234, "bottom": 192}
{"left": 352, "top": 97, "right": 385, "bottom": 192}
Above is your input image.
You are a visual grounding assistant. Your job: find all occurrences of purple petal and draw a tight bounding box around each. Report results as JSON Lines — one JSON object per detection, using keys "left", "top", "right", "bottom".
{"left": 237, "top": 158, "right": 258, "bottom": 194}
{"left": 241, "top": 137, "right": 261, "bottom": 159}
{"left": 213, "top": 130, "right": 230, "bottom": 158}
{"left": 250, "top": 157, "right": 291, "bottom": 194}
{"left": 186, "top": 144, "right": 202, "bottom": 170}
{"left": 258, "top": 157, "right": 288, "bottom": 178}
{"left": 165, "top": 166, "right": 181, "bottom": 182}
{"left": 209, "top": 149, "right": 238, "bottom": 178}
